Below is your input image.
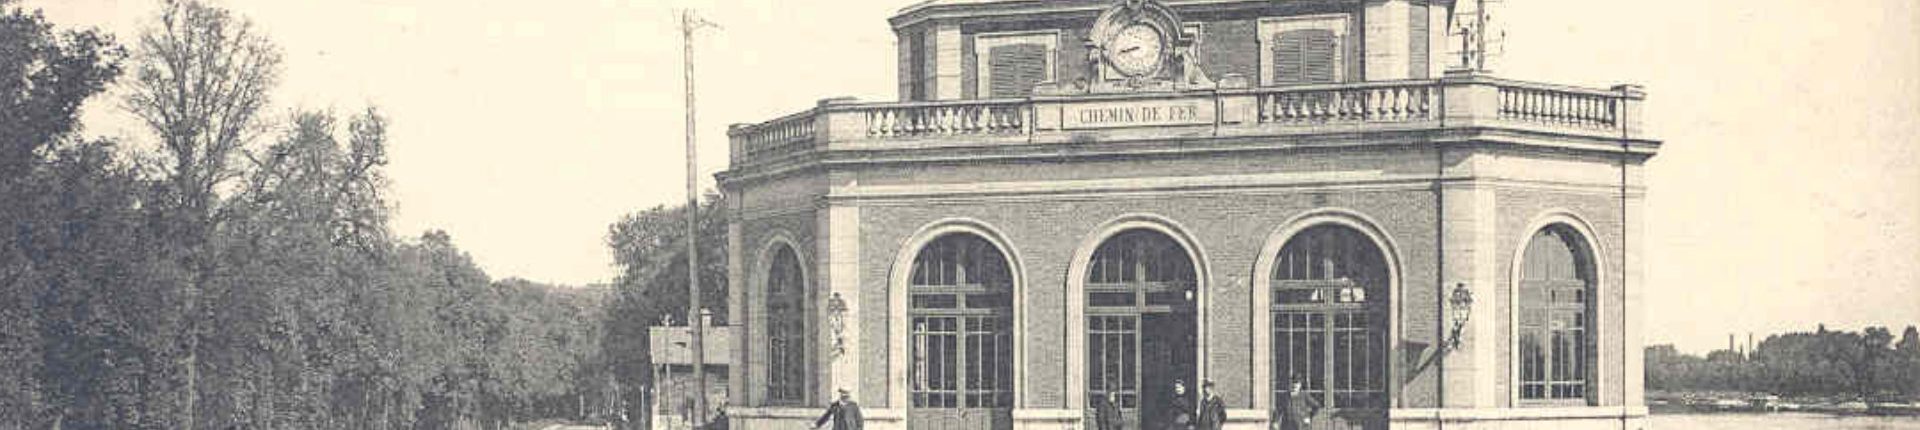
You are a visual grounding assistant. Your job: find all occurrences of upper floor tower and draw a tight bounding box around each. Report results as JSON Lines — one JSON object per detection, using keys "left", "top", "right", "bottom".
{"left": 891, "top": 0, "right": 1473, "bottom": 101}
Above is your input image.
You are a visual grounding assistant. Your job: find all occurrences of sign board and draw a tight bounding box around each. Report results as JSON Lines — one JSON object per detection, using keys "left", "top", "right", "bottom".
{"left": 1061, "top": 98, "right": 1215, "bottom": 130}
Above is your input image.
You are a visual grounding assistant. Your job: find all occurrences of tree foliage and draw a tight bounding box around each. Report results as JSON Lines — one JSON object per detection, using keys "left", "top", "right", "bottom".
{"left": 2, "top": 1, "right": 612, "bottom": 428}
{"left": 603, "top": 193, "right": 729, "bottom": 429}
{"left": 1646, "top": 325, "right": 1920, "bottom": 400}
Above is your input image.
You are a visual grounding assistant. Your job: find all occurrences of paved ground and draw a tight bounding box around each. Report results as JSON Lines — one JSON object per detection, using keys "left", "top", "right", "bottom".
{"left": 541, "top": 425, "right": 610, "bottom": 430}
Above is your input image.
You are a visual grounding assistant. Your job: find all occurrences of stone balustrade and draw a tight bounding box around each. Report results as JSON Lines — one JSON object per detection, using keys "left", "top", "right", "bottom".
{"left": 1255, "top": 81, "right": 1439, "bottom": 125}
{"left": 1498, "top": 84, "right": 1621, "bottom": 129}
{"left": 727, "top": 72, "right": 1646, "bottom": 166}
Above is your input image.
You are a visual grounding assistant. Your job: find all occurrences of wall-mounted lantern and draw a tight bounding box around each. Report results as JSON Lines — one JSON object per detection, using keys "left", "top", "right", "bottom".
{"left": 1445, "top": 283, "right": 1474, "bottom": 352}
{"left": 826, "top": 292, "right": 849, "bottom": 358}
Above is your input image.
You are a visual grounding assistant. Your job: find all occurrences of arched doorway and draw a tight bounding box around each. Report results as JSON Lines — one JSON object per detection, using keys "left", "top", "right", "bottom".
{"left": 1086, "top": 229, "right": 1199, "bottom": 430}
{"left": 907, "top": 233, "right": 1015, "bottom": 430}
{"left": 1271, "top": 225, "right": 1389, "bottom": 430}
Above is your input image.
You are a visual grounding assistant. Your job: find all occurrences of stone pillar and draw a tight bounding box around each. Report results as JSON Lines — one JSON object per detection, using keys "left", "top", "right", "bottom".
{"left": 727, "top": 216, "right": 748, "bottom": 408}
{"left": 1363, "top": 0, "right": 1413, "bottom": 81}
{"left": 933, "top": 23, "right": 965, "bottom": 100}
{"left": 816, "top": 202, "right": 863, "bottom": 403}
{"left": 1436, "top": 175, "right": 1500, "bottom": 408}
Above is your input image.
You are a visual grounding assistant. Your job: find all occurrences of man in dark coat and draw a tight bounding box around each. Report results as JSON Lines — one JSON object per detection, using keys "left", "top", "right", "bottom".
{"left": 1196, "top": 380, "right": 1227, "bottom": 430}
{"left": 1275, "top": 379, "right": 1321, "bottom": 430}
{"left": 1092, "top": 391, "right": 1125, "bottom": 430}
{"left": 1163, "top": 380, "right": 1195, "bottom": 430}
{"left": 813, "top": 389, "right": 864, "bottom": 430}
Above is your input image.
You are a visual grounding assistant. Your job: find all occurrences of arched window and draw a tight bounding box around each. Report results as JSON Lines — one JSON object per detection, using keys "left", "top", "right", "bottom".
{"left": 908, "top": 234, "right": 1014, "bottom": 414}
{"left": 1086, "top": 229, "right": 1197, "bottom": 425}
{"left": 766, "top": 246, "right": 807, "bottom": 405}
{"left": 1518, "top": 225, "right": 1594, "bottom": 401}
{"left": 1272, "top": 225, "right": 1389, "bottom": 415}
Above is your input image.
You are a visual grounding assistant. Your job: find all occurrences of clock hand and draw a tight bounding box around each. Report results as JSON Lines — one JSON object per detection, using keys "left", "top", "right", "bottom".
{"left": 1119, "top": 46, "right": 1140, "bottom": 54}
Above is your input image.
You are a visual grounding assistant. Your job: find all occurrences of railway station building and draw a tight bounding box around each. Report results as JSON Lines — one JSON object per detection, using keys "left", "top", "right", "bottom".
{"left": 717, "top": 1, "right": 1659, "bottom": 429}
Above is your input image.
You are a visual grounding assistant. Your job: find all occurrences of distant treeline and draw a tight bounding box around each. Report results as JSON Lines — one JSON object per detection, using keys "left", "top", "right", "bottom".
{"left": 1645, "top": 325, "right": 1920, "bottom": 400}
{"left": 2, "top": 1, "right": 608, "bottom": 429}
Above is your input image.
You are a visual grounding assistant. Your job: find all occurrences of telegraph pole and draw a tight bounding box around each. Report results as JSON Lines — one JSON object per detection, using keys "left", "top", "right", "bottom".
{"left": 682, "top": 8, "right": 718, "bottom": 429}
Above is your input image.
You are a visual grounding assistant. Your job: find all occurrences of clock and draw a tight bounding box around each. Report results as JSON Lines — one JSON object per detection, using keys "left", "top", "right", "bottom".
{"left": 1106, "top": 23, "right": 1166, "bottom": 78}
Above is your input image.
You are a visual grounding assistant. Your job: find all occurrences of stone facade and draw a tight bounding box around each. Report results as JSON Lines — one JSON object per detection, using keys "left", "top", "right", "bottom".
{"left": 718, "top": 1, "right": 1659, "bottom": 429}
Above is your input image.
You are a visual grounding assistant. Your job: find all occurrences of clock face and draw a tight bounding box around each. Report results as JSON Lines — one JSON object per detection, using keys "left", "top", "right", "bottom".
{"left": 1107, "top": 23, "right": 1165, "bottom": 78}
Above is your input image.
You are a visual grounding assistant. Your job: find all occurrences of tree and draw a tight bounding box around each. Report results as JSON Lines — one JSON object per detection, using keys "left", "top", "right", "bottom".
{"left": 603, "top": 193, "right": 728, "bottom": 430}
{"left": 120, "top": 0, "right": 282, "bottom": 426}
{"left": 1896, "top": 327, "right": 1920, "bottom": 398}
{"left": 1, "top": 1, "right": 125, "bottom": 427}
{"left": 0, "top": 0, "right": 123, "bottom": 180}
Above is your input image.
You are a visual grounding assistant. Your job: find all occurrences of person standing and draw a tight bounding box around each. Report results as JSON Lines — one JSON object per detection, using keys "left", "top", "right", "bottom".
{"left": 1275, "top": 379, "right": 1321, "bottom": 430}
{"left": 1163, "top": 380, "right": 1195, "bottom": 430}
{"left": 1092, "top": 391, "right": 1124, "bottom": 430}
{"left": 813, "top": 389, "right": 864, "bottom": 430}
{"left": 1196, "top": 380, "right": 1227, "bottom": 430}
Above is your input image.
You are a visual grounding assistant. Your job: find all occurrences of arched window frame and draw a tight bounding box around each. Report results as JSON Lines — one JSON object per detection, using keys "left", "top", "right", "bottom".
{"left": 1512, "top": 219, "right": 1602, "bottom": 405}
{"left": 1269, "top": 224, "right": 1391, "bottom": 412}
{"left": 764, "top": 244, "right": 809, "bottom": 406}
{"left": 907, "top": 233, "right": 1015, "bottom": 410}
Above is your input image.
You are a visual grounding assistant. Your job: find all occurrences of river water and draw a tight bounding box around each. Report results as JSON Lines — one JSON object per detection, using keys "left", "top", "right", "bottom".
{"left": 1650, "top": 412, "right": 1920, "bottom": 429}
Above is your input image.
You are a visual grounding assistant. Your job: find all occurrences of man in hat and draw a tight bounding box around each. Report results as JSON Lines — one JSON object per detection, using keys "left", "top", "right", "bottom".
{"left": 813, "top": 389, "right": 863, "bottom": 430}
{"left": 1274, "top": 378, "right": 1320, "bottom": 430}
{"left": 1196, "top": 380, "right": 1227, "bottom": 430}
{"left": 1091, "top": 391, "right": 1124, "bottom": 430}
{"left": 1162, "top": 380, "right": 1195, "bottom": 430}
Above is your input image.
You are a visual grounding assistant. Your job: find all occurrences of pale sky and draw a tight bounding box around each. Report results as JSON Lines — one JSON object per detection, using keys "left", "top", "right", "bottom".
{"left": 25, "top": 0, "right": 1920, "bottom": 354}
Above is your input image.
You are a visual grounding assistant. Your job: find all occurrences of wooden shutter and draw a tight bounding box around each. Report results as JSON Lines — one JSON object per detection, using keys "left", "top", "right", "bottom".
{"left": 1273, "top": 29, "right": 1338, "bottom": 85}
{"left": 987, "top": 43, "right": 1048, "bottom": 98}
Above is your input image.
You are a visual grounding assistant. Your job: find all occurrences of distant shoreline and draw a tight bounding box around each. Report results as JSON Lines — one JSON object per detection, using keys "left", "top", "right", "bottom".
{"left": 1649, "top": 391, "right": 1920, "bottom": 417}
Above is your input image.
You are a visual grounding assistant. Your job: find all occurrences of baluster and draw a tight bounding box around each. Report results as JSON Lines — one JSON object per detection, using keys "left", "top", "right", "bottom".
{"left": 1274, "top": 95, "right": 1288, "bottom": 122}
{"left": 1411, "top": 87, "right": 1426, "bottom": 119}
{"left": 1582, "top": 97, "right": 1597, "bottom": 126}
{"left": 1400, "top": 87, "right": 1415, "bottom": 120}
{"left": 1525, "top": 91, "right": 1539, "bottom": 121}
{"left": 925, "top": 108, "right": 937, "bottom": 135}
{"left": 1260, "top": 95, "right": 1273, "bottom": 123}
{"left": 1282, "top": 95, "right": 1294, "bottom": 122}
{"left": 934, "top": 107, "right": 950, "bottom": 135}
{"left": 1388, "top": 88, "right": 1405, "bottom": 121}
{"left": 1499, "top": 90, "right": 1512, "bottom": 118}
{"left": 1281, "top": 95, "right": 1296, "bottom": 122}
{"left": 1300, "top": 93, "right": 1313, "bottom": 122}
{"left": 1285, "top": 94, "right": 1300, "bottom": 122}
{"left": 939, "top": 107, "right": 951, "bottom": 134}
{"left": 1555, "top": 94, "right": 1569, "bottom": 124}
{"left": 1387, "top": 88, "right": 1403, "bottom": 120}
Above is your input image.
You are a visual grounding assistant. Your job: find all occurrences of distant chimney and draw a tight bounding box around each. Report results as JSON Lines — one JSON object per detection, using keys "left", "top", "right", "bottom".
{"left": 1728, "top": 334, "right": 1735, "bottom": 353}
